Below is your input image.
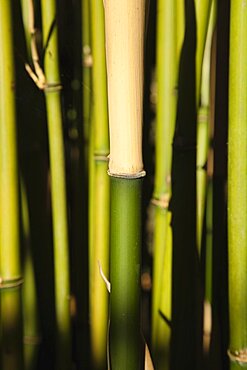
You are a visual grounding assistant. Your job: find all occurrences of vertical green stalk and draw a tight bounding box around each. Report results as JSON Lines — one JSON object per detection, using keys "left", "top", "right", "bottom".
{"left": 196, "top": 1, "right": 216, "bottom": 253}
{"left": 82, "top": 0, "right": 92, "bottom": 169}
{"left": 0, "top": 1, "right": 23, "bottom": 368}
{"left": 195, "top": 0, "right": 213, "bottom": 103}
{"left": 40, "top": 1, "right": 71, "bottom": 369}
{"left": 89, "top": 1, "right": 110, "bottom": 368}
{"left": 21, "top": 179, "right": 40, "bottom": 370}
{"left": 195, "top": 0, "right": 215, "bottom": 257}
{"left": 104, "top": 1, "right": 145, "bottom": 369}
{"left": 176, "top": 0, "right": 184, "bottom": 60}
{"left": 110, "top": 177, "right": 143, "bottom": 370}
{"left": 151, "top": 0, "right": 177, "bottom": 368}
{"left": 205, "top": 180, "right": 213, "bottom": 303}
{"left": 228, "top": 0, "right": 247, "bottom": 368}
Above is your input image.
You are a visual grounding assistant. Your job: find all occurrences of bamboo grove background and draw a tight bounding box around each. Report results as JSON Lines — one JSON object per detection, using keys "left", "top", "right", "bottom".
{"left": 0, "top": 0, "right": 244, "bottom": 369}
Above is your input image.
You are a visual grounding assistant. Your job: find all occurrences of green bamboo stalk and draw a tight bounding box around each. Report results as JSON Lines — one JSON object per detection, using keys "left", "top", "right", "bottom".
{"left": 104, "top": 1, "right": 145, "bottom": 369}
{"left": 40, "top": 1, "right": 71, "bottom": 368}
{"left": 195, "top": 0, "right": 213, "bottom": 103}
{"left": 21, "top": 179, "right": 40, "bottom": 370}
{"left": 20, "top": 0, "right": 38, "bottom": 59}
{"left": 228, "top": 0, "right": 247, "bottom": 368}
{"left": 89, "top": 1, "right": 110, "bottom": 368}
{"left": 151, "top": 0, "right": 177, "bottom": 367}
{"left": 82, "top": 0, "right": 92, "bottom": 169}
{"left": 203, "top": 21, "right": 216, "bottom": 355}
{"left": 196, "top": 1, "right": 216, "bottom": 254}
{"left": 205, "top": 180, "right": 213, "bottom": 304}
{"left": 0, "top": 1, "right": 23, "bottom": 368}
{"left": 176, "top": 0, "right": 184, "bottom": 60}
{"left": 110, "top": 178, "right": 143, "bottom": 370}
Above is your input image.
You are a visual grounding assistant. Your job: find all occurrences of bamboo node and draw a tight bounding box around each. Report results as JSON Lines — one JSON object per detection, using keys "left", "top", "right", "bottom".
{"left": 83, "top": 45, "right": 93, "bottom": 67}
{"left": 228, "top": 348, "right": 247, "bottom": 365}
{"left": 107, "top": 170, "right": 146, "bottom": 179}
{"left": 25, "top": 0, "right": 47, "bottom": 91}
{"left": 198, "top": 106, "right": 209, "bottom": 123}
{"left": 44, "top": 82, "right": 63, "bottom": 93}
{"left": 151, "top": 193, "right": 170, "bottom": 209}
{"left": 0, "top": 276, "right": 24, "bottom": 289}
{"left": 94, "top": 154, "right": 109, "bottom": 162}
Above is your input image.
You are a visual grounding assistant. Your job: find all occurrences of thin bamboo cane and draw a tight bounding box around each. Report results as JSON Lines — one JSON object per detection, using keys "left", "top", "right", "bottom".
{"left": 176, "top": 0, "right": 185, "bottom": 60}
{"left": 228, "top": 0, "right": 247, "bottom": 368}
{"left": 40, "top": 1, "right": 71, "bottom": 368}
{"left": 151, "top": 0, "right": 177, "bottom": 367}
{"left": 195, "top": 0, "right": 213, "bottom": 103}
{"left": 195, "top": 0, "right": 214, "bottom": 257}
{"left": 89, "top": 1, "right": 110, "bottom": 369}
{"left": 21, "top": 179, "right": 40, "bottom": 370}
{"left": 196, "top": 1, "right": 216, "bottom": 254}
{"left": 104, "top": 1, "right": 145, "bottom": 369}
{"left": 0, "top": 1, "right": 23, "bottom": 368}
{"left": 82, "top": 0, "right": 92, "bottom": 169}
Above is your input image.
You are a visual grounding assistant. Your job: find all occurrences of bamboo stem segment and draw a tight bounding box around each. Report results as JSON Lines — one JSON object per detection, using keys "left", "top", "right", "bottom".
{"left": 109, "top": 178, "right": 142, "bottom": 370}
{"left": 40, "top": 1, "right": 71, "bottom": 368}
{"left": 104, "top": 2, "right": 145, "bottom": 369}
{"left": 151, "top": 0, "right": 177, "bottom": 366}
{"left": 89, "top": 0, "right": 110, "bottom": 368}
{"left": 104, "top": 0, "right": 145, "bottom": 177}
{"left": 0, "top": 1, "right": 23, "bottom": 368}
{"left": 228, "top": 0, "right": 247, "bottom": 366}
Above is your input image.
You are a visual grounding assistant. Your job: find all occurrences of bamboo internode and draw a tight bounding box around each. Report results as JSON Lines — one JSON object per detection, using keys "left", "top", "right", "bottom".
{"left": 228, "top": 0, "right": 247, "bottom": 360}
{"left": 104, "top": 0, "right": 145, "bottom": 176}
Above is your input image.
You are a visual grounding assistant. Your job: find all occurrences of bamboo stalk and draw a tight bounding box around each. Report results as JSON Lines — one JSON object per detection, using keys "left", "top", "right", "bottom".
{"left": 82, "top": 0, "right": 92, "bottom": 169}
{"left": 151, "top": 0, "right": 177, "bottom": 367}
{"left": 88, "top": 1, "right": 110, "bottom": 369}
{"left": 203, "top": 15, "right": 216, "bottom": 355}
{"left": 105, "top": 1, "right": 145, "bottom": 177}
{"left": 104, "top": 1, "right": 145, "bottom": 369}
{"left": 40, "top": 1, "right": 71, "bottom": 368}
{"left": 110, "top": 178, "right": 143, "bottom": 370}
{"left": 0, "top": 1, "right": 23, "bottom": 368}
{"left": 228, "top": 0, "right": 247, "bottom": 368}
{"left": 195, "top": 0, "right": 213, "bottom": 103}
{"left": 196, "top": 1, "right": 216, "bottom": 253}
{"left": 21, "top": 179, "right": 40, "bottom": 370}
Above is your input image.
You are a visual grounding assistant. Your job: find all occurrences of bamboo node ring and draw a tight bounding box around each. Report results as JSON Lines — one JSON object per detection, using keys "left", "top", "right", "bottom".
{"left": 151, "top": 194, "right": 170, "bottom": 209}
{"left": 107, "top": 170, "right": 146, "bottom": 179}
{"left": 94, "top": 154, "right": 109, "bottom": 162}
{"left": 83, "top": 45, "right": 93, "bottom": 67}
{"left": 228, "top": 348, "right": 247, "bottom": 365}
{"left": 0, "top": 276, "right": 24, "bottom": 289}
{"left": 44, "top": 82, "right": 63, "bottom": 93}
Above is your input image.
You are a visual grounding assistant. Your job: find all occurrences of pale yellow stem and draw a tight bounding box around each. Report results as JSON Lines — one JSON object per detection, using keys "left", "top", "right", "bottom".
{"left": 104, "top": 1, "right": 145, "bottom": 176}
